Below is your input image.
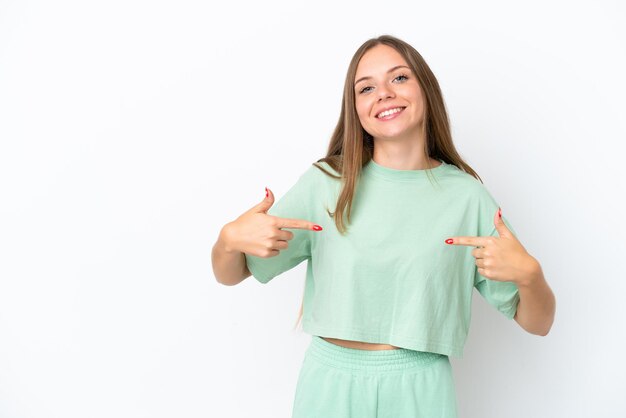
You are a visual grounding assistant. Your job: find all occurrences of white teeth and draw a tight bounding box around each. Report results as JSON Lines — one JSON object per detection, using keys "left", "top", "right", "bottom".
{"left": 377, "top": 107, "right": 404, "bottom": 118}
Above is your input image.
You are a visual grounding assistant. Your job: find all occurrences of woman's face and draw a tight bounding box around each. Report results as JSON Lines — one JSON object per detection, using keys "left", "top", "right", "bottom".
{"left": 354, "top": 44, "right": 425, "bottom": 141}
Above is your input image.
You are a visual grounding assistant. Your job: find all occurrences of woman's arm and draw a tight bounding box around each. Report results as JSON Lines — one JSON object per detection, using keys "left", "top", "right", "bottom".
{"left": 513, "top": 258, "right": 556, "bottom": 336}
{"left": 211, "top": 186, "right": 319, "bottom": 286}
{"left": 447, "top": 208, "right": 556, "bottom": 336}
{"left": 212, "top": 223, "right": 252, "bottom": 286}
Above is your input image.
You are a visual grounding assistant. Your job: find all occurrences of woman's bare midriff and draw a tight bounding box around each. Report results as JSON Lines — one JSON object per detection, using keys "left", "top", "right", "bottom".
{"left": 321, "top": 336, "right": 400, "bottom": 350}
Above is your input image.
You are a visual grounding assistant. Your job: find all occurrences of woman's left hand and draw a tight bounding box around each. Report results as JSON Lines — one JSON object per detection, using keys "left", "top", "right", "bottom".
{"left": 445, "top": 208, "right": 538, "bottom": 286}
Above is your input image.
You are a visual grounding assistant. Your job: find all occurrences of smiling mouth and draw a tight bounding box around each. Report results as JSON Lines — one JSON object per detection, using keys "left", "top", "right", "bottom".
{"left": 376, "top": 106, "right": 406, "bottom": 119}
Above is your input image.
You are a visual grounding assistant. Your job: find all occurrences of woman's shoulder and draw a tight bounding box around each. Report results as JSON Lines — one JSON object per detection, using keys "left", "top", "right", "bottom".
{"left": 441, "top": 163, "right": 497, "bottom": 200}
{"left": 441, "top": 162, "right": 481, "bottom": 185}
{"left": 309, "top": 159, "right": 342, "bottom": 180}
{"left": 286, "top": 160, "right": 340, "bottom": 192}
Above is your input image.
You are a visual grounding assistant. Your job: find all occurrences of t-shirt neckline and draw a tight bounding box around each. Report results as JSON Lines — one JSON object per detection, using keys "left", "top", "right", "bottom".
{"left": 363, "top": 158, "right": 448, "bottom": 181}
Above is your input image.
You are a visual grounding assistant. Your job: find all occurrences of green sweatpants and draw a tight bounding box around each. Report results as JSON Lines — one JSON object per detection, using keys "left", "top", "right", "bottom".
{"left": 292, "top": 336, "right": 458, "bottom": 418}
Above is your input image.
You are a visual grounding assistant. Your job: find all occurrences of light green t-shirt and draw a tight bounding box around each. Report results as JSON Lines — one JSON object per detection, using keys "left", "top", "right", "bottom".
{"left": 244, "top": 158, "right": 520, "bottom": 358}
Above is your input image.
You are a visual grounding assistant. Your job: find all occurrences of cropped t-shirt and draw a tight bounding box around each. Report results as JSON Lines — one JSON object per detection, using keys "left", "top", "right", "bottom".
{"left": 244, "top": 158, "right": 520, "bottom": 358}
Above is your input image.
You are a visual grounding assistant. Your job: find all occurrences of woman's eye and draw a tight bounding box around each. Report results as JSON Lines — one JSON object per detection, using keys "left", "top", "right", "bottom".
{"left": 358, "top": 74, "right": 409, "bottom": 94}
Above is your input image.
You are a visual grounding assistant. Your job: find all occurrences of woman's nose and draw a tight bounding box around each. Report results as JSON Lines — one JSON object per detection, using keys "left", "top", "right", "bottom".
{"left": 377, "top": 84, "right": 395, "bottom": 100}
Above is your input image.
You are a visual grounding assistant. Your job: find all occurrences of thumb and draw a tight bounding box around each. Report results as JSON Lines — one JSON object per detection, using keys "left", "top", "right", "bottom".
{"left": 494, "top": 207, "right": 513, "bottom": 238}
{"left": 253, "top": 186, "right": 275, "bottom": 214}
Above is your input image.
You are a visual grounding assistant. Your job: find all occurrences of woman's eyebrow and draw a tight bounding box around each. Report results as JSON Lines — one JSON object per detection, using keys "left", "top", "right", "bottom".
{"left": 354, "top": 65, "right": 410, "bottom": 86}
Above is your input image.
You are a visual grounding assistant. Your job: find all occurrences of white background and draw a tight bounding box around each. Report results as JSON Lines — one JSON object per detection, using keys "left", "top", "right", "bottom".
{"left": 1, "top": 0, "right": 625, "bottom": 417}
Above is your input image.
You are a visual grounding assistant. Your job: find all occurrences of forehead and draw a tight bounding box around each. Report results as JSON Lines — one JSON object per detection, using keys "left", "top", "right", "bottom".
{"left": 355, "top": 44, "right": 408, "bottom": 76}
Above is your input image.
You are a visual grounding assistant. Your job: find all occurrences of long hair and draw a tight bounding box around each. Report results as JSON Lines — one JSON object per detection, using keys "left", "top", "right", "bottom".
{"left": 292, "top": 34, "right": 484, "bottom": 331}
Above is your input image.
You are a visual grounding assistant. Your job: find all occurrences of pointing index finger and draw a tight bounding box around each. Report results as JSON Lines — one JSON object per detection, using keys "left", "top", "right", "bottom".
{"left": 445, "top": 236, "right": 485, "bottom": 247}
{"left": 275, "top": 216, "right": 323, "bottom": 231}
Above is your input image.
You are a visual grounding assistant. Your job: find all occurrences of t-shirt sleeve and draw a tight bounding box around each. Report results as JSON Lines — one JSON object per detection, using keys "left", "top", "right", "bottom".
{"left": 473, "top": 187, "right": 521, "bottom": 320}
{"left": 244, "top": 165, "right": 317, "bottom": 284}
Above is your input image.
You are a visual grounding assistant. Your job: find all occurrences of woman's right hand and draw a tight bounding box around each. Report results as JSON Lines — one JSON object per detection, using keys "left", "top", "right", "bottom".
{"left": 219, "top": 187, "right": 323, "bottom": 257}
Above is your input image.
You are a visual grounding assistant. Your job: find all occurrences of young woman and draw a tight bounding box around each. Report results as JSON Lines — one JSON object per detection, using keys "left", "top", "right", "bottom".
{"left": 212, "top": 34, "right": 556, "bottom": 418}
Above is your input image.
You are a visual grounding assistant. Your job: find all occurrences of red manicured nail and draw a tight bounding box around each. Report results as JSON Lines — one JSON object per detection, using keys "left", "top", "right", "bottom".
{"left": 498, "top": 207, "right": 502, "bottom": 218}
{"left": 445, "top": 238, "right": 454, "bottom": 244}
{"left": 312, "top": 225, "right": 323, "bottom": 231}
{"left": 265, "top": 187, "right": 268, "bottom": 198}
